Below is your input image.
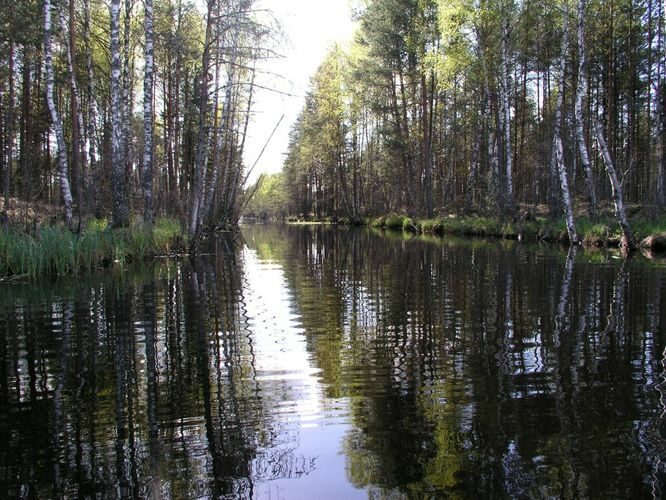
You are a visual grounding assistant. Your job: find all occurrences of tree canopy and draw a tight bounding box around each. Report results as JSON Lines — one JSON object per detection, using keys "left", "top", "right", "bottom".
{"left": 272, "top": 0, "right": 665, "bottom": 244}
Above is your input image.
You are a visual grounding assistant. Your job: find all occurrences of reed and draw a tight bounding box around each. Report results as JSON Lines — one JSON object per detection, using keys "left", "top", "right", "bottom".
{"left": 0, "top": 218, "right": 184, "bottom": 279}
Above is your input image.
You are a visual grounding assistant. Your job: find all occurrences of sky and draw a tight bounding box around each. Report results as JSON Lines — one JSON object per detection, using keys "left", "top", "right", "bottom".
{"left": 242, "top": 0, "right": 358, "bottom": 185}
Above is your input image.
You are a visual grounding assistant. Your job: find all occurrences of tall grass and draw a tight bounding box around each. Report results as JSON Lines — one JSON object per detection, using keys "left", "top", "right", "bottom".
{"left": 0, "top": 218, "right": 184, "bottom": 279}
{"left": 632, "top": 215, "right": 666, "bottom": 239}
{"left": 372, "top": 213, "right": 666, "bottom": 247}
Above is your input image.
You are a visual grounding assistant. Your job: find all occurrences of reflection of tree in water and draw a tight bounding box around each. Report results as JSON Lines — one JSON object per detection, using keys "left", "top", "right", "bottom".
{"left": 1, "top": 226, "right": 665, "bottom": 497}
{"left": 0, "top": 233, "right": 314, "bottom": 498}
{"left": 242, "top": 224, "right": 666, "bottom": 497}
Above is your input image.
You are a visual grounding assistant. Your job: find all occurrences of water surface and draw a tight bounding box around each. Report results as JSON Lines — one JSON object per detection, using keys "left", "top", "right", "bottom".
{"left": 1, "top": 224, "right": 665, "bottom": 498}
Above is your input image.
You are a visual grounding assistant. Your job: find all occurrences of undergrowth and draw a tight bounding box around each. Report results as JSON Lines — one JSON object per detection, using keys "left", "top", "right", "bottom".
{"left": 0, "top": 218, "right": 184, "bottom": 279}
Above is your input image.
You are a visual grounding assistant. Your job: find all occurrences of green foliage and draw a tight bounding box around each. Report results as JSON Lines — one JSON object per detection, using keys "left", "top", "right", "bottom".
{"left": 374, "top": 214, "right": 415, "bottom": 230}
{"left": 632, "top": 215, "right": 666, "bottom": 239}
{"left": 370, "top": 216, "right": 387, "bottom": 228}
{"left": 152, "top": 218, "right": 184, "bottom": 253}
{"left": 419, "top": 218, "right": 443, "bottom": 233}
{"left": 370, "top": 214, "right": 666, "bottom": 248}
{"left": 0, "top": 218, "right": 183, "bottom": 279}
{"left": 244, "top": 173, "right": 290, "bottom": 219}
{"left": 273, "top": 0, "right": 666, "bottom": 232}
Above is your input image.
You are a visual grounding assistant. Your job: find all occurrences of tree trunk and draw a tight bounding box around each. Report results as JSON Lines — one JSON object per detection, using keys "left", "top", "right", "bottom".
{"left": 188, "top": 0, "right": 214, "bottom": 239}
{"left": 554, "top": 0, "right": 578, "bottom": 244}
{"left": 231, "top": 67, "right": 268, "bottom": 225}
{"left": 111, "top": 0, "right": 129, "bottom": 226}
{"left": 656, "top": 2, "right": 665, "bottom": 207}
{"left": 0, "top": 83, "right": 4, "bottom": 208}
{"left": 3, "top": 42, "right": 14, "bottom": 208}
{"left": 84, "top": 0, "right": 98, "bottom": 213}
{"left": 465, "top": 108, "right": 481, "bottom": 214}
{"left": 19, "top": 52, "right": 32, "bottom": 202}
{"left": 575, "top": 0, "right": 597, "bottom": 217}
{"left": 337, "top": 148, "right": 356, "bottom": 221}
{"left": 142, "top": 0, "right": 155, "bottom": 223}
{"left": 657, "top": 81, "right": 665, "bottom": 206}
{"left": 398, "top": 67, "right": 414, "bottom": 211}
{"left": 45, "top": 0, "right": 74, "bottom": 228}
{"left": 60, "top": 1, "right": 85, "bottom": 218}
{"left": 123, "top": 0, "right": 133, "bottom": 183}
{"left": 478, "top": 41, "right": 501, "bottom": 213}
{"left": 421, "top": 72, "right": 434, "bottom": 218}
{"left": 483, "top": 90, "right": 502, "bottom": 215}
{"left": 593, "top": 120, "right": 636, "bottom": 250}
{"left": 500, "top": 21, "right": 515, "bottom": 213}
{"left": 205, "top": 16, "right": 234, "bottom": 226}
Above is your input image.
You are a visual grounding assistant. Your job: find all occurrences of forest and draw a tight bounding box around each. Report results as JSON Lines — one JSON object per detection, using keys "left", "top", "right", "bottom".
{"left": 0, "top": 0, "right": 274, "bottom": 244}
{"left": 248, "top": 0, "right": 666, "bottom": 250}
{"left": 1, "top": 0, "right": 666, "bottom": 258}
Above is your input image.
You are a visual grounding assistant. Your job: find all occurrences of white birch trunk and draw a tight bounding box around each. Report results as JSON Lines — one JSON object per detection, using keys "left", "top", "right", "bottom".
{"left": 84, "top": 0, "right": 97, "bottom": 186}
{"left": 122, "top": 0, "right": 132, "bottom": 175}
{"left": 500, "top": 21, "right": 515, "bottom": 212}
{"left": 111, "top": 0, "right": 129, "bottom": 226}
{"left": 142, "top": 0, "right": 155, "bottom": 223}
{"left": 575, "top": 0, "right": 597, "bottom": 217}
{"left": 45, "top": 0, "right": 74, "bottom": 228}
{"left": 554, "top": 0, "right": 578, "bottom": 244}
{"left": 593, "top": 120, "right": 636, "bottom": 250}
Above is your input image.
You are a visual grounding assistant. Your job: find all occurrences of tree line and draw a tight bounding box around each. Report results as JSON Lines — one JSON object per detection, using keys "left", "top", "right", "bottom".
{"left": 277, "top": 0, "right": 666, "bottom": 249}
{"left": 0, "top": 0, "right": 274, "bottom": 241}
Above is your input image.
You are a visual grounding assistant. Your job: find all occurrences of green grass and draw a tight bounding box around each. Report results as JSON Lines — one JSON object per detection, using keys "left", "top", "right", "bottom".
{"left": 0, "top": 218, "right": 184, "bottom": 279}
{"left": 632, "top": 215, "right": 666, "bottom": 240}
{"left": 368, "top": 213, "right": 666, "bottom": 248}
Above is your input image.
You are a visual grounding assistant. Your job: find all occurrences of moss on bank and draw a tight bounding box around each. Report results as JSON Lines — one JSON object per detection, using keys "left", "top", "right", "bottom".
{"left": 0, "top": 218, "right": 184, "bottom": 279}
{"left": 367, "top": 213, "right": 666, "bottom": 249}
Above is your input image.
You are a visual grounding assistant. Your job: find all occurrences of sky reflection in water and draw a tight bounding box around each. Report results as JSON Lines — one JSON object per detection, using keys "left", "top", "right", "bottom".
{"left": 0, "top": 224, "right": 665, "bottom": 498}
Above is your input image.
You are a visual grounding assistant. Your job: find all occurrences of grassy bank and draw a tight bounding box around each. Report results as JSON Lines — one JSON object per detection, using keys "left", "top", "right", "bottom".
{"left": 0, "top": 218, "right": 184, "bottom": 279}
{"left": 367, "top": 213, "right": 666, "bottom": 250}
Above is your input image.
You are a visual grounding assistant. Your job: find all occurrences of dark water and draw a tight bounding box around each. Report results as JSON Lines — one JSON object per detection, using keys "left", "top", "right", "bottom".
{"left": 1, "top": 224, "right": 666, "bottom": 499}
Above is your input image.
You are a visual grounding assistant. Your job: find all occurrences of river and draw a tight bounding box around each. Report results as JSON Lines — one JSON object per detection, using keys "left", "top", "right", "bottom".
{"left": 1, "top": 223, "right": 665, "bottom": 498}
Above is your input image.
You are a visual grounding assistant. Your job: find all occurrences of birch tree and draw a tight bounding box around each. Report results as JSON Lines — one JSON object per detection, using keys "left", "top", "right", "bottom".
{"left": 574, "top": 0, "right": 597, "bottom": 217}
{"left": 142, "top": 0, "right": 155, "bottom": 223}
{"left": 593, "top": 121, "right": 635, "bottom": 250}
{"left": 499, "top": 18, "right": 514, "bottom": 213}
{"left": 59, "top": 1, "right": 88, "bottom": 217}
{"left": 44, "top": 0, "right": 74, "bottom": 228}
{"left": 83, "top": 0, "right": 97, "bottom": 211}
{"left": 553, "top": 0, "right": 578, "bottom": 244}
{"left": 111, "top": 0, "right": 129, "bottom": 226}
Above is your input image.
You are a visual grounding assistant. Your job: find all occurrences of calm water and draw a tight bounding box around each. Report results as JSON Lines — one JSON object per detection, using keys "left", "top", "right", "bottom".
{"left": 1, "top": 224, "right": 665, "bottom": 498}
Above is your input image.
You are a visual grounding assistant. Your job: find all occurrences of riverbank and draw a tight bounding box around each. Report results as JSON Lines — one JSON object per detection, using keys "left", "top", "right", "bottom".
{"left": 369, "top": 214, "right": 666, "bottom": 250}
{"left": 283, "top": 212, "right": 666, "bottom": 251}
{"left": 0, "top": 218, "right": 184, "bottom": 279}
